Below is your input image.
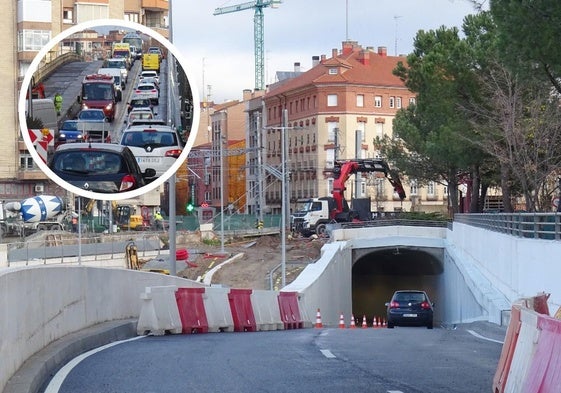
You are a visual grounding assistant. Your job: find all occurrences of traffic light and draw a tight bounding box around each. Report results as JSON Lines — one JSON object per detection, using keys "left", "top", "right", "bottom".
{"left": 186, "top": 201, "right": 194, "bottom": 213}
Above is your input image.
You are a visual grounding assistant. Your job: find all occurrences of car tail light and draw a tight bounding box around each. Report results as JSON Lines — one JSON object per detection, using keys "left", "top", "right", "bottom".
{"left": 421, "top": 301, "right": 431, "bottom": 309}
{"left": 165, "top": 149, "right": 182, "bottom": 158}
{"left": 120, "top": 174, "right": 136, "bottom": 191}
{"left": 389, "top": 301, "right": 400, "bottom": 309}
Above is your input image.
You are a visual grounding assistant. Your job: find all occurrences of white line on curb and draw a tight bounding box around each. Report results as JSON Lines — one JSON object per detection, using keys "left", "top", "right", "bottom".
{"left": 44, "top": 336, "right": 146, "bottom": 393}
{"left": 467, "top": 329, "right": 504, "bottom": 344}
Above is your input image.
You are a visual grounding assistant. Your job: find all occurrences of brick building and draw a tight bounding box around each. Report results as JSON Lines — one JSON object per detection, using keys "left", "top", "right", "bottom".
{"left": 4, "top": 0, "right": 168, "bottom": 201}
{"left": 259, "top": 40, "right": 447, "bottom": 214}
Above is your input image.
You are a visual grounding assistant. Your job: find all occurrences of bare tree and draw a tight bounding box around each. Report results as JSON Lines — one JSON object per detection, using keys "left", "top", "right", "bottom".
{"left": 464, "top": 62, "right": 561, "bottom": 211}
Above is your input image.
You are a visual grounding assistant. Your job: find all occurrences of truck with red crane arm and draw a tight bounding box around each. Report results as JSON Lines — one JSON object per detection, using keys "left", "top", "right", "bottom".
{"left": 290, "top": 158, "right": 407, "bottom": 237}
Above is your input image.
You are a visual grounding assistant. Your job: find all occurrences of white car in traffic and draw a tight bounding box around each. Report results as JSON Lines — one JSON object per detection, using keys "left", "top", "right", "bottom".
{"left": 119, "top": 125, "right": 182, "bottom": 180}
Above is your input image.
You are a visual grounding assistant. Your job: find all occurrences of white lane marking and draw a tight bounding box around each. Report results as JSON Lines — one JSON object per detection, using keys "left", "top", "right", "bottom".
{"left": 387, "top": 391, "right": 404, "bottom": 393}
{"left": 44, "top": 335, "right": 146, "bottom": 393}
{"left": 467, "top": 329, "right": 504, "bottom": 344}
{"left": 320, "top": 349, "right": 336, "bottom": 358}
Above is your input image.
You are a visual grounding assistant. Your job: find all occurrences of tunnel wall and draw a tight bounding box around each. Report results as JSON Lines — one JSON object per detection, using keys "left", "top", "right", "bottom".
{"left": 282, "top": 242, "right": 352, "bottom": 327}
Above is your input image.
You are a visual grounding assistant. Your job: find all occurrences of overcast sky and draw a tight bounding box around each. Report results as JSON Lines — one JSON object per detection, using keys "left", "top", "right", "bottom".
{"left": 171, "top": 0, "right": 483, "bottom": 103}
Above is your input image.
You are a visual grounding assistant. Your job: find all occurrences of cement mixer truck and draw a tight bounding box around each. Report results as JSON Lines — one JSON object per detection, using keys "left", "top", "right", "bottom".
{"left": 0, "top": 195, "right": 69, "bottom": 236}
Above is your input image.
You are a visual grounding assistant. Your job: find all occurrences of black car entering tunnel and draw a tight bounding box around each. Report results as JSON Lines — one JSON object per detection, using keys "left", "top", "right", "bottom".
{"left": 385, "top": 290, "right": 434, "bottom": 329}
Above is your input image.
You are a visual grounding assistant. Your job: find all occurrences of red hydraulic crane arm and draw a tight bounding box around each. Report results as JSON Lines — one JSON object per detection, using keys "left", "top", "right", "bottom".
{"left": 331, "top": 159, "right": 407, "bottom": 214}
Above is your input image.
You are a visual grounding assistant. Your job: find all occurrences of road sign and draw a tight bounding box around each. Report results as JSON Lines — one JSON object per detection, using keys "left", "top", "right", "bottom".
{"left": 552, "top": 197, "right": 560, "bottom": 210}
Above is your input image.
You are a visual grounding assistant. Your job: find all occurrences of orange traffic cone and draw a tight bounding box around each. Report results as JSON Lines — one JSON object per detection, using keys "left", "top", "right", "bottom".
{"left": 381, "top": 317, "right": 387, "bottom": 328}
{"left": 361, "top": 315, "right": 368, "bottom": 328}
{"left": 372, "top": 316, "right": 377, "bottom": 328}
{"left": 315, "top": 308, "right": 323, "bottom": 328}
{"left": 339, "top": 313, "right": 345, "bottom": 329}
{"left": 350, "top": 314, "right": 356, "bottom": 329}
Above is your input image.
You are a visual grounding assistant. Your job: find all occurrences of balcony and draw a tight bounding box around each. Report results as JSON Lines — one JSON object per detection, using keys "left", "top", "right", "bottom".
{"left": 142, "top": 0, "right": 169, "bottom": 11}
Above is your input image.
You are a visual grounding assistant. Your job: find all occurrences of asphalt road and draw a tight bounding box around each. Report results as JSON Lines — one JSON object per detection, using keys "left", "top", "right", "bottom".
{"left": 44, "top": 321, "right": 505, "bottom": 393}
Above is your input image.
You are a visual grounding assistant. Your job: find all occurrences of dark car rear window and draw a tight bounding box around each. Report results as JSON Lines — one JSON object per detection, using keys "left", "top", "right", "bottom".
{"left": 394, "top": 292, "right": 426, "bottom": 302}
{"left": 53, "top": 151, "right": 124, "bottom": 175}
{"left": 122, "top": 131, "right": 177, "bottom": 147}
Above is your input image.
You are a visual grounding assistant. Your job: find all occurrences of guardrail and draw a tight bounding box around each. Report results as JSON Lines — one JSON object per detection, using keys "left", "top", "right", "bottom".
{"left": 33, "top": 52, "right": 82, "bottom": 84}
{"left": 5, "top": 233, "right": 162, "bottom": 266}
{"left": 338, "top": 219, "right": 449, "bottom": 230}
{"left": 454, "top": 213, "right": 561, "bottom": 240}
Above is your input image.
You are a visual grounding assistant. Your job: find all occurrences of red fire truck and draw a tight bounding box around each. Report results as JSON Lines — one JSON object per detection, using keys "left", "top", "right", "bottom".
{"left": 77, "top": 74, "right": 117, "bottom": 122}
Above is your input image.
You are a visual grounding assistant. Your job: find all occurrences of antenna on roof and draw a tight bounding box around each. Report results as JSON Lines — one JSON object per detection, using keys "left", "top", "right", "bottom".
{"left": 394, "top": 15, "right": 402, "bottom": 56}
{"left": 345, "top": 0, "right": 349, "bottom": 41}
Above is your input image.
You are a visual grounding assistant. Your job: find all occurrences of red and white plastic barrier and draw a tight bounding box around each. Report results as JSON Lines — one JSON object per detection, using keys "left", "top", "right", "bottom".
{"left": 137, "top": 286, "right": 306, "bottom": 335}
{"left": 493, "top": 293, "right": 561, "bottom": 393}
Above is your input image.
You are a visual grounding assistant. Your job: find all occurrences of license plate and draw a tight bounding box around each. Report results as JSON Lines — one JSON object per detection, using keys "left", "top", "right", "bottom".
{"left": 137, "top": 157, "right": 161, "bottom": 164}
{"left": 403, "top": 314, "right": 418, "bottom": 317}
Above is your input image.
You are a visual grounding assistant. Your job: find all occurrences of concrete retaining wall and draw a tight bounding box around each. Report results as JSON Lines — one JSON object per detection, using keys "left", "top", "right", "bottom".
{"left": 0, "top": 266, "right": 204, "bottom": 392}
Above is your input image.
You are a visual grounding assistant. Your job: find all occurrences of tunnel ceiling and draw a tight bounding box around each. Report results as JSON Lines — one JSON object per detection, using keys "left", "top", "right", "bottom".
{"left": 352, "top": 247, "right": 443, "bottom": 276}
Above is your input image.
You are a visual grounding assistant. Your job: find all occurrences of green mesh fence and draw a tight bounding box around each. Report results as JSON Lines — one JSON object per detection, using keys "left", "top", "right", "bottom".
{"left": 172, "top": 214, "right": 282, "bottom": 231}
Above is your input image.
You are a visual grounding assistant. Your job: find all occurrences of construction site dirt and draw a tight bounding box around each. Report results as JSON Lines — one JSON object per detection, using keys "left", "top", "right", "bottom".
{"left": 170, "top": 234, "right": 326, "bottom": 290}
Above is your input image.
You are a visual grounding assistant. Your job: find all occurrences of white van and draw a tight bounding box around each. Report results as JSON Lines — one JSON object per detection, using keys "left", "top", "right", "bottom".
{"left": 98, "top": 68, "right": 124, "bottom": 101}
{"left": 103, "top": 58, "right": 128, "bottom": 84}
{"left": 24, "top": 98, "right": 58, "bottom": 131}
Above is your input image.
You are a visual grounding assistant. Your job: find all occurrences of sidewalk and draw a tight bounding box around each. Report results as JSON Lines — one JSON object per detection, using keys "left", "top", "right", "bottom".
{"left": 41, "top": 60, "right": 103, "bottom": 126}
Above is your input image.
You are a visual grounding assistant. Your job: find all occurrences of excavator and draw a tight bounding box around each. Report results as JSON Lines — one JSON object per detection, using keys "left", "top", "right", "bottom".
{"left": 290, "top": 158, "right": 406, "bottom": 236}
{"left": 82, "top": 199, "right": 150, "bottom": 231}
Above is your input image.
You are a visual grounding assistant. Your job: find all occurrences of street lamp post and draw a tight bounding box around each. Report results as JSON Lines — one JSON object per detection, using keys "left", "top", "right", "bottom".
{"left": 220, "top": 133, "right": 225, "bottom": 254}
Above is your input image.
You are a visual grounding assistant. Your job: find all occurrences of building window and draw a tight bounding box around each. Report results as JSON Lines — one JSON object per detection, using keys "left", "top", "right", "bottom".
{"left": 427, "top": 181, "right": 435, "bottom": 196}
{"left": 374, "top": 95, "right": 382, "bottom": 108}
{"left": 18, "top": 30, "right": 51, "bottom": 51}
{"left": 124, "top": 13, "right": 139, "bottom": 23}
{"left": 410, "top": 179, "right": 418, "bottom": 196}
{"left": 357, "top": 122, "right": 365, "bottom": 142}
{"left": 375, "top": 178, "right": 385, "bottom": 195}
{"left": 327, "top": 94, "right": 338, "bottom": 107}
{"left": 75, "top": 3, "right": 109, "bottom": 23}
{"left": 327, "top": 178, "right": 334, "bottom": 194}
{"left": 328, "top": 68, "right": 338, "bottom": 75}
{"left": 356, "top": 94, "right": 364, "bottom": 107}
{"left": 63, "top": 9, "right": 73, "bottom": 23}
{"left": 325, "top": 149, "right": 335, "bottom": 169}
{"left": 396, "top": 97, "right": 402, "bottom": 108}
{"left": 327, "top": 122, "right": 338, "bottom": 142}
{"left": 409, "top": 97, "right": 416, "bottom": 105}
{"left": 389, "top": 97, "right": 395, "bottom": 108}
{"left": 19, "top": 154, "right": 35, "bottom": 170}
{"left": 376, "top": 123, "right": 384, "bottom": 138}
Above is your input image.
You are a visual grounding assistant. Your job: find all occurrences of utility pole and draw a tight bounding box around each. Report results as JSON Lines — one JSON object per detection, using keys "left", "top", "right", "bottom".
{"left": 280, "top": 109, "right": 288, "bottom": 288}
{"left": 256, "top": 112, "right": 265, "bottom": 223}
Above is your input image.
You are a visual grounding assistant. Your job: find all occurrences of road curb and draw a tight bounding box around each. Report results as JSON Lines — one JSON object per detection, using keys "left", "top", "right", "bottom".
{"left": 3, "top": 319, "right": 137, "bottom": 393}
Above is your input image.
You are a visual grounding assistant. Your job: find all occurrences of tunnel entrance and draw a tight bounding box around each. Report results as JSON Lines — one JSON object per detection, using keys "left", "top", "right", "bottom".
{"left": 351, "top": 246, "right": 444, "bottom": 325}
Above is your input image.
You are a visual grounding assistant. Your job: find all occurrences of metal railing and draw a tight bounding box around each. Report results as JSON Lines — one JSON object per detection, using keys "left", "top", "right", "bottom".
{"left": 6, "top": 233, "right": 163, "bottom": 266}
{"left": 454, "top": 213, "right": 561, "bottom": 240}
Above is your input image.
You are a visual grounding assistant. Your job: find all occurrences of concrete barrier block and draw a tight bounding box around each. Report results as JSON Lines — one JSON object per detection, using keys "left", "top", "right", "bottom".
{"left": 252, "top": 290, "right": 284, "bottom": 331}
{"left": 137, "top": 285, "right": 182, "bottom": 336}
{"left": 203, "top": 287, "right": 234, "bottom": 332}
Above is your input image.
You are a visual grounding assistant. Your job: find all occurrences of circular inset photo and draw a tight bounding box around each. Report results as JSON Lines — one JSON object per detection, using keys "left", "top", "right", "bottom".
{"left": 19, "top": 19, "right": 199, "bottom": 201}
